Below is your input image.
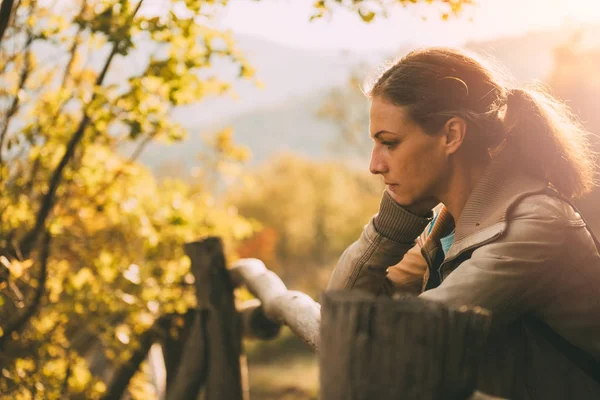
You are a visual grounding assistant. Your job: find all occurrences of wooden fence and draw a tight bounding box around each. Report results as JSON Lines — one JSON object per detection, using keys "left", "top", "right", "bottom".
{"left": 105, "top": 236, "right": 506, "bottom": 399}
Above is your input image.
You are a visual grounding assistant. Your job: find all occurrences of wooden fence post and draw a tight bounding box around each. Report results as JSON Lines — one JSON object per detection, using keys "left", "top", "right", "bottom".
{"left": 167, "top": 237, "right": 243, "bottom": 400}
{"left": 319, "top": 291, "right": 493, "bottom": 400}
{"left": 162, "top": 309, "right": 196, "bottom": 393}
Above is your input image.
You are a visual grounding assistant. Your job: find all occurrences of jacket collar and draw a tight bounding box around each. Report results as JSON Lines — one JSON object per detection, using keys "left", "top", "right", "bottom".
{"left": 427, "top": 151, "right": 549, "bottom": 261}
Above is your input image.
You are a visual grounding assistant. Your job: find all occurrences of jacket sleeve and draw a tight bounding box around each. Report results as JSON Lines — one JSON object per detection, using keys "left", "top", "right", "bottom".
{"left": 326, "top": 191, "right": 433, "bottom": 296}
{"left": 419, "top": 195, "right": 583, "bottom": 330}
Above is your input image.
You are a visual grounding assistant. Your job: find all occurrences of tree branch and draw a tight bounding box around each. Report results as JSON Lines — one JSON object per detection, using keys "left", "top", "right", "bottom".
{"left": 0, "top": 29, "right": 33, "bottom": 171}
{"left": 0, "top": 230, "right": 51, "bottom": 351}
{"left": 15, "top": 3, "right": 87, "bottom": 181}
{"left": 60, "top": 353, "right": 72, "bottom": 397}
{"left": 102, "top": 313, "right": 175, "bottom": 400}
{"left": 89, "top": 129, "right": 156, "bottom": 204}
{"left": 18, "top": 0, "right": 145, "bottom": 259}
{"left": 61, "top": 2, "right": 86, "bottom": 87}
{"left": 0, "top": 0, "right": 15, "bottom": 46}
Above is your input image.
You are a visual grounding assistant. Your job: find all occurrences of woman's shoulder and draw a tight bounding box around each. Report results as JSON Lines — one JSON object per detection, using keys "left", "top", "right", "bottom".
{"left": 510, "top": 191, "right": 586, "bottom": 227}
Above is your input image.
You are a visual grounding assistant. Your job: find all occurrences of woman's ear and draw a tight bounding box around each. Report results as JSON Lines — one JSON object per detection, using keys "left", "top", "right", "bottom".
{"left": 443, "top": 117, "right": 467, "bottom": 155}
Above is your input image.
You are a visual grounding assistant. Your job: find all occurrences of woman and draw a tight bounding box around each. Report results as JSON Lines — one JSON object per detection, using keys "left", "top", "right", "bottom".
{"left": 327, "top": 48, "right": 600, "bottom": 399}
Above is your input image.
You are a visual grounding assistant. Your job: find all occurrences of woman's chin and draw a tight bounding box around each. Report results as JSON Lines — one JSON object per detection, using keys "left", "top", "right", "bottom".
{"left": 387, "top": 189, "right": 411, "bottom": 205}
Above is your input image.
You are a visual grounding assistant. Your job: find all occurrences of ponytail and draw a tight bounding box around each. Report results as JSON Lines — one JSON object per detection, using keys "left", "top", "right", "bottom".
{"left": 503, "top": 87, "right": 597, "bottom": 199}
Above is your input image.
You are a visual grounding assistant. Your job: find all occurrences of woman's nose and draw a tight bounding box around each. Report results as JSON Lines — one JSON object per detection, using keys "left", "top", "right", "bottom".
{"left": 369, "top": 149, "right": 387, "bottom": 175}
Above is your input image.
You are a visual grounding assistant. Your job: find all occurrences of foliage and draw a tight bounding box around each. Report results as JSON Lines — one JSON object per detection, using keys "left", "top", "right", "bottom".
{"left": 311, "top": 0, "right": 474, "bottom": 22}
{"left": 231, "top": 154, "right": 382, "bottom": 293}
{"left": 317, "top": 70, "right": 371, "bottom": 158}
{"left": 0, "top": 0, "right": 256, "bottom": 398}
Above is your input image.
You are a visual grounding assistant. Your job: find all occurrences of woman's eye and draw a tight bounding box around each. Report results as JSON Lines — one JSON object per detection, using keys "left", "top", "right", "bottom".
{"left": 382, "top": 141, "right": 398, "bottom": 149}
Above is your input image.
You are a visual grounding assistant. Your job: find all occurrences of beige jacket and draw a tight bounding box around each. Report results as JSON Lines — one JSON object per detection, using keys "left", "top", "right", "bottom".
{"left": 327, "top": 156, "right": 600, "bottom": 399}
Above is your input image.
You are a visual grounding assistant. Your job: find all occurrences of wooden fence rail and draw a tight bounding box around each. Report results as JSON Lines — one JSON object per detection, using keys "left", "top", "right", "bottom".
{"left": 320, "top": 291, "right": 501, "bottom": 400}
{"left": 230, "top": 258, "right": 321, "bottom": 351}
{"left": 105, "top": 236, "right": 506, "bottom": 399}
{"left": 181, "top": 236, "right": 506, "bottom": 400}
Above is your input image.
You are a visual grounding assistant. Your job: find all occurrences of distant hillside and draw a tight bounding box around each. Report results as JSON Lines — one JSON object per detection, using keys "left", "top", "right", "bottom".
{"left": 138, "top": 91, "right": 343, "bottom": 173}
{"left": 136, "top": 25, "right": 600, "bottom": 175}
{"left": 170, "top": 34, "right": 371, "bottom": 129}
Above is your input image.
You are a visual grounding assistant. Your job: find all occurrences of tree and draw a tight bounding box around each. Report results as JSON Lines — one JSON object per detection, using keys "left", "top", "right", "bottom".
{"left": 230, "top": 154, "right": 382, "bottom": 294}
{"left": 0, "top": 1, "right": 256, "bottom": 398}
{"left": 312, "top": 0, "right": 474, "bottom": 22}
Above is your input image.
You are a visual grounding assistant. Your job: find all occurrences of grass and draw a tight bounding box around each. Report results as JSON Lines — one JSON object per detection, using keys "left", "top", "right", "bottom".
{"left": 244, "top": 327, "right": 319, "bottom": 400}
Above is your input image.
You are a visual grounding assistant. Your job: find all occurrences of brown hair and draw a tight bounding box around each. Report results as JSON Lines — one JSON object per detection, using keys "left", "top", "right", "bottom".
{"left": 366, "top": 47, "right": 597, "bottom": 199}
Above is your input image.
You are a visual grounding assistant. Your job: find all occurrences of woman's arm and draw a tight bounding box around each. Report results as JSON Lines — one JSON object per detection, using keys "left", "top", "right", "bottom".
{"left": 327, "top": 191, "right": 433, "bottom": 295}
{"left": 419, "top": 194, "right": 600, "bottom": 345}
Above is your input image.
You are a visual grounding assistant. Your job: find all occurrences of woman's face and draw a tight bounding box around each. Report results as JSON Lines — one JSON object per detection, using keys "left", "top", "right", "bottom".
{"left": 369, "top": 96, "right": 448, "bottom": 208}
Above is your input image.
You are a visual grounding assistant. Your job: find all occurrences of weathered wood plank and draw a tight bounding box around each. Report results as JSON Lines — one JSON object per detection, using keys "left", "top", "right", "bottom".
{"left": 167, "top": 237, "right": 243, "bottom": 400}
{"left": 161, "top": 309, "right": 196, "bottom": 393}
{"left": 467, "top": 390, "right": 507, "bottom": 400}
{"left": 319, "top": 291, "right": 495, "bottom": 400}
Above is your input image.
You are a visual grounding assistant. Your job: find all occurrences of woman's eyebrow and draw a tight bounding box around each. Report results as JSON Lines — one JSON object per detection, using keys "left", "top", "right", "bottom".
{"left": 371, "top": 130, "right": 399, "bottom": 139}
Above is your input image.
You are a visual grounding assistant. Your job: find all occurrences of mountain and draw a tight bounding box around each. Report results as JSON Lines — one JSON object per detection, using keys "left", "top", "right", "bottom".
{"left": 169, "top": 35, "right": 372, "bottom": 129}
{"left": 32, "top": 31, "right": 368, "bottom": 127}
{"left": 135, "top": 25, "right": 600, "bottom": 175}
{"left": 139, "top": 91, "right": 343, "bottom": 174}
{"left": 131, "top": 34, "right": 376, "bottom": 172}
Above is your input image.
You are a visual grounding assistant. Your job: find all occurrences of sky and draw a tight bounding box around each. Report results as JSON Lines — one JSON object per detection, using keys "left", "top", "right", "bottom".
{"left": 211, "top": 0, "right": 600, "bottom": 50}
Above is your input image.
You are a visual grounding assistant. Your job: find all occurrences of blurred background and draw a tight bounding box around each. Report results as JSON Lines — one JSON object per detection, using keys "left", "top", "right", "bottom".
{"left": 0, "top": 0, "right": 599, "bottom": 398}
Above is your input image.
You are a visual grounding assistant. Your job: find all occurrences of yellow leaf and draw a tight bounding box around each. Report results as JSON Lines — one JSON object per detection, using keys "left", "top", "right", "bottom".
{"left": 68, "top": 358, "right": 92, "bottom": 391}
{"left": 94, "top": 381, "right": 107, "bottom": 393}
{"left": 4, "top": 259, "right": 33, "bottom": 279}
{"left": 116, "top": 324, "right": 131, "bottom": 344}
{"left": 359, "top": 10, "right": 376, "bottom": 23}
{"left": 71, "top": 268, "right": 93, "bottom": 290}
{"left": 42, "top": 358, "right": 68, "bottom": 378}
{"left": 15, "top": 358, "right": 36, "bottom": 375}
